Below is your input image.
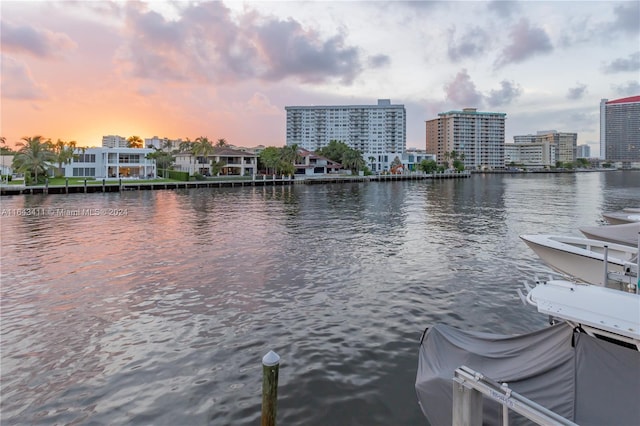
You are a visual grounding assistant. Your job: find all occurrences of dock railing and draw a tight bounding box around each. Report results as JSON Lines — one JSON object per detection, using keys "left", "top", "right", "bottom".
{"left": 452, "top": 366, "right": 578, "bottom": 426}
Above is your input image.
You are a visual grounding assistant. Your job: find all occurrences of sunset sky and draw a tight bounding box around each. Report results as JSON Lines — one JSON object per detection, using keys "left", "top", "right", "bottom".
{"left": 1, "top": 1, "right": 638, "bottom": 153}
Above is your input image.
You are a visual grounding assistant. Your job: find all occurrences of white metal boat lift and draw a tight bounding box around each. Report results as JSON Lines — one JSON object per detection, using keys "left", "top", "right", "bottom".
{"left": 453, "top": 366, "right": 578, "bottom": 426}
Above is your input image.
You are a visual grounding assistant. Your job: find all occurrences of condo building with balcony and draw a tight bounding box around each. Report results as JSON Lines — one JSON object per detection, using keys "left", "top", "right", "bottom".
{"left": 576, "top": 144, "right": 591, "bottom": 159}
{"left": 285, "top": 99, "right": 406, "bottom": 173}
{"left": 426, "top": 108, "right": 506, "bottom": 170}
{"left": 101, "top": 135, "right": 129, "bottom": 148}
{"left": 145, "top": 136, "right": 183, "bottom": 151}
{"left": 600, "top": 96, "right": 640, "bottom": 166}
{"left": 505, "top": 141, "right": 556, "bottom": 169}
{"left": 514, "top": 130, "right": 577, "bottom": 164}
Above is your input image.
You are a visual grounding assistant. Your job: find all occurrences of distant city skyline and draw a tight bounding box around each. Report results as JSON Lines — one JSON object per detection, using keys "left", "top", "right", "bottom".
{"left": 2, "top": 1, "right": 638, "bottom": 154}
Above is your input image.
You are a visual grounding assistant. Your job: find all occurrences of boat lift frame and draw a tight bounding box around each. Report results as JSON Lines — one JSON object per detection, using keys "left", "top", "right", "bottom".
{"left": 602, "top": 232, "right": 639, "bottom": 293}
{"left": 453, "top": 366, "right": 578, "bottom": 426}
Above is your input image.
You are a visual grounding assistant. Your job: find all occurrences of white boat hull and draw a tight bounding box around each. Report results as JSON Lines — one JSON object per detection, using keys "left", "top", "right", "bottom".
{"left": 524, "top": 279, "right": 640, "bottom": 349}
{"left": 580, "top": 222, "right": 640, "bottom": 247}
{"left": 602, "top": 211, "right": 640, "bottom": 225}
{"left": 520, "top": 234, "right": 638, "bottom": 286}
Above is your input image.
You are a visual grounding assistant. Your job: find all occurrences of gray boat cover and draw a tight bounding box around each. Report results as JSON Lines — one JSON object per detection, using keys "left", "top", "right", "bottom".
{"left": 415, "top": 322, "right": 640, "bottom": 425}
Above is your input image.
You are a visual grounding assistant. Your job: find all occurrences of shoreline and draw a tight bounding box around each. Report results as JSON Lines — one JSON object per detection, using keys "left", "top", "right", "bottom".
{"left": 3, "top": 168, "right": 631, "bottom": 197}
{"left": 0, "top": 172, "right": 471, "bottom": 196}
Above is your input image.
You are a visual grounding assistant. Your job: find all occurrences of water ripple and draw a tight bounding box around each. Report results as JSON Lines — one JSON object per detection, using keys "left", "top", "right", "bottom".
{"left": 1, "top": 172, "right": 638, "bottom": 425}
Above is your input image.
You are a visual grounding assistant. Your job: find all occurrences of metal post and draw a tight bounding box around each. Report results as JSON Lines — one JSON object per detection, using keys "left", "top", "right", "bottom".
{"left": 261, "top": 350, "right": 280, "bottom": 426}
{"left": 102, "top": 178, "right": 106, "bottom": 192}
{"left": 45, "top": 178, "right": 48, "bottom": 194}
{"left": 452, "top": 377, "right": 483, "bottom": 426}
{"left": 65, "top": 177, "right": 68, "bottom": 194}
{"left": 603, "top": 245, "right": 609, "bottom": 287}
{"left": 501, "top": 383, "right": 509, "bottom": 426}
{"left": 636, "top": 233, "right": 639, "bottom": 294}
{"left": 84, "top": 179, "right": 87, "bottom": 193}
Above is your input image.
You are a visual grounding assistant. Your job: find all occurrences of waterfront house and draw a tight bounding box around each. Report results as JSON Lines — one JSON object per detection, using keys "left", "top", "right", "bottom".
{"left": 62, "top": 147, "right": 156, "bottom": 179}
{"left": 293, "top": 148, "right": 342, "bottom": 177}
{"left": 174, "top": 147, "right": 258, "bottom": 177}
{"left": 402, "top": 148, "right": 437, "bottom": 171}
{"left": 1, "top": 155, "right": 14, "bottom": 177}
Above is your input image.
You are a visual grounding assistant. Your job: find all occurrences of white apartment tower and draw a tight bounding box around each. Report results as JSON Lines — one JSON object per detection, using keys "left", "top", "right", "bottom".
{"left": 515, "top": 130, "right": 577, "bottom": 164}
{"left": 145, "top": 136, "right": 183, "bottom": 151}
{"left": 102, "top": 135, "right": 128, "bottom": 148}
{"left": 576, "top": 144, "right": 590, "bottom": 159}
{"left": 426, "top": 108, "right": 506, "bottom": 170}
{"left": 285, "top": 99, "right": 406, "bottom": 172}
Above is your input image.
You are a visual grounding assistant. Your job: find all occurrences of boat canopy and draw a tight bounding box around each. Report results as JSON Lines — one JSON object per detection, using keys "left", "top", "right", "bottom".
{"left": 416, "top": 323, "right": 640, "bottom": 425}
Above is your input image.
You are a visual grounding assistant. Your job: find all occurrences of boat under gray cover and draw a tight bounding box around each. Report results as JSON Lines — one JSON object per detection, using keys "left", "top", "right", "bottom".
{"left": 415, "top": 322, "right": 640, "bottom": 425}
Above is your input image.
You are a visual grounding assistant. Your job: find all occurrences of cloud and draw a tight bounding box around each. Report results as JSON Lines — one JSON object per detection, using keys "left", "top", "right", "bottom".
{"left": 495, "top": 18, "right": 552, "bottom": 68}
{"left": 487, "top": 80, "right": 522, "bottom": 107}
{"left": 242, "top": 93, "right": 281, "bottom": 115}
{"left": 567, "top": 83, "right": 588, "bottom": 100}
{"left": 612, "top": 80, "right": 640, "bottom": 96}
{"left": 447, "top": 26, "right": 489, "bottom": 62}
{"left": 117, "top": 2, "right": 363, "bottom": 85}
{"left": 609, "top": 2, "right": 640, "bottom": 34}
{"left": 444, "top": 69, "right": 483, "bottom": 107}
{"left": 602, "top": 52, "right": 640, "bottom": 73}
{"left": 444, "top": 71, "right": 522, "bottom": 109}
{"left": 568, "top": 111, "right": 597, "bottom": 133}
{"left": 1, "top": 20, "right": 77, "bottom": 59}
{"left": 1, "top": 55, "right": 48, "bottom": 100}
{"left": 253, "top": 19, "right": 361, "bottom": 84}
{"left": 487, "top": 0, "right": 520, "bottom": 18}
{"left": 367, "top": 54, "right": 391, "bottom": 68}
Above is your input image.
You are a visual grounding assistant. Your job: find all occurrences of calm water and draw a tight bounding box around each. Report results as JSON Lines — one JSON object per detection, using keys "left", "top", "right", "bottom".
{"left": 1, "top": 172, "right": 639, "bottom": 425}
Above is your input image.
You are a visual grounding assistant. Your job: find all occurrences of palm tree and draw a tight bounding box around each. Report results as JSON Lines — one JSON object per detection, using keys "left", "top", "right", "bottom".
{"left": 50, "top": 139, "right": 76, "bottom": 177}
{"left": 162, "top": 139, "right": 174, "bottom": 152}
{"left": 278, "top": 144, "right": 301, "bottom": 176}
{"left": 192, "top": 137, "right": 214, "bottom": 174}
{"left": 341, "top": 148, "right": 365, "bottom": 174}
{"left": 127, "top": 135, "right": 144, "bottom": 148}
{"left": 259, "top": 147, "right": 281, "bottom": 175}
{"left": 215, "top": 138, "right": 228, "bottom": 148}
{"left": 281, "top": 144, "right": 300, "bottom": 163}
{"left": 13, "top": 136, "right": 55, "bottom": 185}
{"left": 0, "top": 136, "right": 13, "bottom": 154}
{"left": 146, "top": 149, "right": 175, "bottom": 177}
{"left": 442, "top": 151, "right": 451, "bottom": 168}
{"left": 178, "top": 138, "right": 193, "bottom": 153}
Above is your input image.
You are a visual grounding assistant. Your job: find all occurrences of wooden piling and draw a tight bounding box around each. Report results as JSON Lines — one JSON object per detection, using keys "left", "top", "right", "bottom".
{"left": 261, "top": 350, "right": 280, "bottom": 426}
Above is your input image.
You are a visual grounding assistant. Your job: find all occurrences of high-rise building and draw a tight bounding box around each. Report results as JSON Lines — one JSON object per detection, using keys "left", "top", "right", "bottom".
{"left": 576, "top": 144, "right": 591, "bottom": 159}
{"left": 102, "top": 135, "right": 128, "bottom": 148}
{"left": 285, "top": 99, "right": 406, "bottom": 172}
{"left": 600, "top": 96, "right": 640, "bottom": 163}
{"left": 425, "top": 108, "right": 506, "bottom": 170}
{"left": 504, "top": 141, "right": 555, "bottom": 169}
{"left": 512, "top": 130, "right": 577, "bottom": 164}
{"left": 145, "top": 136, "right": 183, "bottom": 151}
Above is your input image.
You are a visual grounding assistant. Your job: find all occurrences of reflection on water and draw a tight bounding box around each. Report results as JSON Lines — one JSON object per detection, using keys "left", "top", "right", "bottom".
{"left": 1, "top": 171, "right": 639, "bottom": 425}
